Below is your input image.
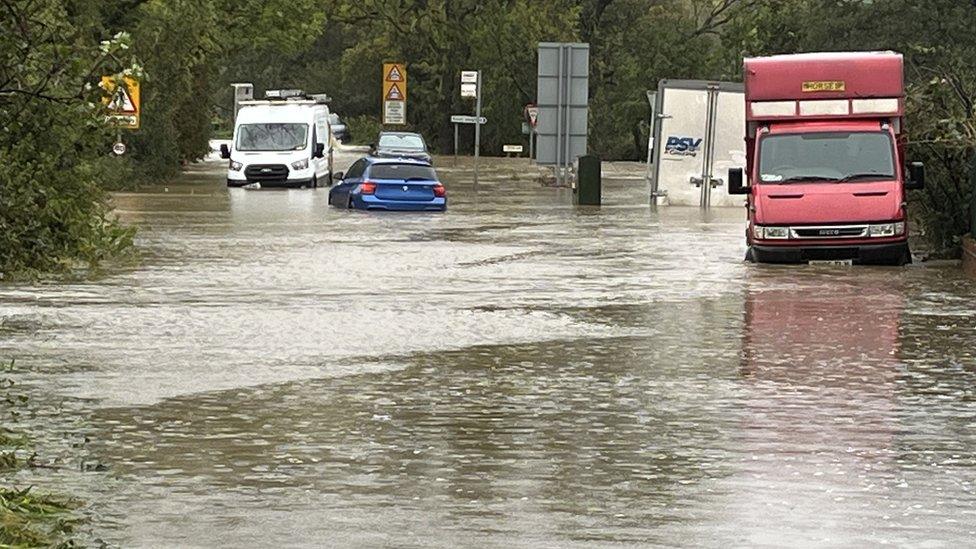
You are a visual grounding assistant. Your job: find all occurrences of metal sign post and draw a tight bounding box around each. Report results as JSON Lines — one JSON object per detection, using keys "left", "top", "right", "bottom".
{"left": 460, "top": 71, "right": 483, "bottom": 185}
{"left": 454, "top": 123, "right": 459, "bottom": 166}
{"left": 474, "top": 71, "right": 482, "bottom": 186}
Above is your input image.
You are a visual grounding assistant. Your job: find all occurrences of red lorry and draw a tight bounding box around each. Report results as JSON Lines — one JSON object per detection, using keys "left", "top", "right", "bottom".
{"left": 728, "top": 52, "right": 925, "bottom": 265}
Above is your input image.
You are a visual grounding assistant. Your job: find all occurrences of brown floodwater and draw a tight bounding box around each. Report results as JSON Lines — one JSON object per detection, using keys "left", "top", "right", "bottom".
{"left": 2, "top": 153, "right": 975, "bottom": 547}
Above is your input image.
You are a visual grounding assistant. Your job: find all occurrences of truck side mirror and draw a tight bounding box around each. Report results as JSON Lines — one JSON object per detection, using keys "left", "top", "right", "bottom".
{"left": 728, "top": 168, "right": 748, "bottom": 195}
{"left": 314, "top": 142, "right": 325, "bottom": 159}
{"left": 906, "top": 162, "right": 925, "bottom": 190}
{"left": 220, "top": 144, "right": 231, "bottom": 159}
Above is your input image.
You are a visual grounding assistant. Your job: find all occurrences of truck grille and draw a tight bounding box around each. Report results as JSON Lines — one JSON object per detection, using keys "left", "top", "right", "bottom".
{"left": 244, "top": 164, "right": 289, "bottom": 181}
{"left": 790, "top": 225, "right": 868, "bottom": 239}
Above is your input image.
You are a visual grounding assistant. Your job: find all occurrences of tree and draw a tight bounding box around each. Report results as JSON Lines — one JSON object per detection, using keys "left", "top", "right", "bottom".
{"left": 0, "top": 0, "right": 136, "bottom": 276}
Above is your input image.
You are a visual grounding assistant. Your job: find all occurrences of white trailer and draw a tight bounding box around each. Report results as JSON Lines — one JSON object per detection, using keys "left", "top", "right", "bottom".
{"left": 647, "top": 80, "right": 746, "bottom": 208}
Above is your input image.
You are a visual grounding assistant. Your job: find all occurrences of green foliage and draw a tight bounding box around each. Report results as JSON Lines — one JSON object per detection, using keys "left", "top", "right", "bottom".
{"left": 0, "top": 358, "right": 81, "bottom": 547}
{"left": 0, "top": 0, "right": 136, "bottom": 277}
{"left": 345, "top": 115, "right": 383, "bottom": 146}
{"left": 0, "top": 487, "right": 81, "bottom": 547}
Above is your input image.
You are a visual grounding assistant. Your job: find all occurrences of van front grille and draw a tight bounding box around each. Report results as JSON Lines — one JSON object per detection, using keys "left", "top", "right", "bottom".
{"left": 245, "top": 164, "right": 289, "bottom": 181}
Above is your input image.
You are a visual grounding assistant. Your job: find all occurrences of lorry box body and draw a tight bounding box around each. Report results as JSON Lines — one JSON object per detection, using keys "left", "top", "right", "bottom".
{"left": 731, "top": 51, "right": 922, "bottom": 265}
{"left": 648, "top": 80, "right": 746, "bottom": 207}
{"left": 225, "top": 97, "right": 334, "bottom": 189}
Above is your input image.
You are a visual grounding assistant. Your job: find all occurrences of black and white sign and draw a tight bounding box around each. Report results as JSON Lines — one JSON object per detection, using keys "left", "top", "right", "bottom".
{"left": 450, "top": 115, "right": 487, "bottom": 124}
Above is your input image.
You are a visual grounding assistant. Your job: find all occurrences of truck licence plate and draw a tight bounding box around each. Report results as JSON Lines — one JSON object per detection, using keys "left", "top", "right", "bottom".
{"left": 809, "top": 259, "right": 853, "bottom": 266}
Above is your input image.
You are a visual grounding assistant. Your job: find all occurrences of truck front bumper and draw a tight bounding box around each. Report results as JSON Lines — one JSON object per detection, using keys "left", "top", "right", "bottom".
{"left": 750, "top": 240, "right": 911, "bottom": 265}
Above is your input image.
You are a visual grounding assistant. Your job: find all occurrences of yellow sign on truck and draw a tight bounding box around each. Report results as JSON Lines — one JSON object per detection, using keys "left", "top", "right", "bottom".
{"left": 382, "top": 63, "right": 406, "bottom": 125}
{"left": 101, "top": 76, "right": 141, "bottom": 129}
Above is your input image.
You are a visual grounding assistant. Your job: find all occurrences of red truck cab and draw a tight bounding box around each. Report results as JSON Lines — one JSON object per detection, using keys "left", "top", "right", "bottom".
{"left": 728, "top": 52, "right": 925, "bottom": 265}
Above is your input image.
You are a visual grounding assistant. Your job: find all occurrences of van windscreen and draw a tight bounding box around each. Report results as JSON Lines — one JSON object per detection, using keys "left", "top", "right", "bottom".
{"left": 236, "top": 123, "right": 308, "bottom": 151}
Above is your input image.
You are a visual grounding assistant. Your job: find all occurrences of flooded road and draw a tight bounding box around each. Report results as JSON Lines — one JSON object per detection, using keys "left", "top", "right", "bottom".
{"left": 3, "top": 153, "right": 976, "bottom": 547}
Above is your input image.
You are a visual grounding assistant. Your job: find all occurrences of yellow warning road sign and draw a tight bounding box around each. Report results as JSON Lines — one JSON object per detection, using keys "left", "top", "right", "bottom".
{"left": 101, "top": 76, "right": 141, "bottom": 130}
{"left": 386, "top": 83, "right": 404, "bottom": 101}
{"left": 386, "top": 65, "right": 404, "bottom": 82}
{"left": 382, "top": 63, "right": 406, "bottom": 125}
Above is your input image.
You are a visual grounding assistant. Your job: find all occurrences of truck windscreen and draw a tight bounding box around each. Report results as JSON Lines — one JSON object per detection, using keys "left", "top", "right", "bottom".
{"left": 758, "top": 132, "right": 895, "bottom": 184}
{"left": 236, "top": 123, "right": 308, "bottom": 151}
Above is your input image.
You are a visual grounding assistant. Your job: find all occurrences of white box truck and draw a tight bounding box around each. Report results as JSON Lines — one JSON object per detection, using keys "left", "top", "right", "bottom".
{"left": 647, "top": 80, "right": 746, "bottom": 207}
{"left": 221, "top": 89, "right": 335, "bottom": 189}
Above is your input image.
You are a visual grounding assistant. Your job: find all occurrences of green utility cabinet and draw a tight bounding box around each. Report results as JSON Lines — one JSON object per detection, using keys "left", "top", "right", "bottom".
{"left": 574, "top": 155, "right": 601, "bottom": 206}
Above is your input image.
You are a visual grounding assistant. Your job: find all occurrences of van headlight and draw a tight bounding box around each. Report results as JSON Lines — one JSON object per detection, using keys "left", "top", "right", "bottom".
{"left": 228, "top": 160, "right": 243, "bottom": 171}
{"left": 291, "top": 158, "right": 309, "bottom": 170}
{"left": 754, "top": 225, "right": 789, "bottom": 239}
{"left": 869, "top": 222, "right": 906, "bottom": 237}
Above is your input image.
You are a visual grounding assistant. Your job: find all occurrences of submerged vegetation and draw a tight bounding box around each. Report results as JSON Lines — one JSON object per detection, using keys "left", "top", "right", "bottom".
{"left": 1, "top": 360, "right": 82, "bottom": 547}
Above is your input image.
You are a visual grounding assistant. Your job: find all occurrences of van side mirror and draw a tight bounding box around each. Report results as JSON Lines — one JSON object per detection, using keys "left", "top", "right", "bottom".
{"left": 314, "top": 142, "right": 325, "bottom": 159}
{"left": 728, "top": 168, "right": 748, "bottom": 195}
{"left": 333, "top": 171, "right": 344, "bottom": 181}
{"left": 220, "top": 144, "right": 231, "bottom": 159}
{"left": 906, "top": 162, "right": 925, "bottom": 190}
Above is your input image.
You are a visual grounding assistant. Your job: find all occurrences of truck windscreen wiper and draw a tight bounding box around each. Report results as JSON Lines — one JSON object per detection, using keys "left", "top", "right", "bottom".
{"left": 780, "top": 175, "right": 840, "bottom": 184}
{"left": 835, "top": 173, "right": 893, "bottom": 183}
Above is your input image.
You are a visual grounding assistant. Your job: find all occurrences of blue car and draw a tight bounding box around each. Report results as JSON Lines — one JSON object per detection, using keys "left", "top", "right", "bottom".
{"left": 328, "top": 157, "right": 446, "bottom": 211}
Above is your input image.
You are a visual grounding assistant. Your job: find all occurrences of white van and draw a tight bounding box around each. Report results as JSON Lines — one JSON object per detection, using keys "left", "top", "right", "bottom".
{"left": 221, "top": 90, "right": 335, "bottom": 188}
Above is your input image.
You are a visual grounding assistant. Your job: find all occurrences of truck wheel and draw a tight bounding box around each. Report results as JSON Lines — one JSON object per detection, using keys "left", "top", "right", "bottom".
{"left": 311, "top": 175, "right": 318, "bottom": 189}
{"left": 744, "top": 248, "right": 756, "bottom": 263}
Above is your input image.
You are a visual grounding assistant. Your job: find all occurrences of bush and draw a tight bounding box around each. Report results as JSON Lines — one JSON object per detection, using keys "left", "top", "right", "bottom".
{"left": 345, "top": 115, "right": 384, "bottom": 146}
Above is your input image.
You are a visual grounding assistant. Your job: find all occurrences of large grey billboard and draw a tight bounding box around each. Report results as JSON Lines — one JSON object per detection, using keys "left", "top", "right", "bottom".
{"left": 536, "top": 42, "right": 589, "bottom": 167}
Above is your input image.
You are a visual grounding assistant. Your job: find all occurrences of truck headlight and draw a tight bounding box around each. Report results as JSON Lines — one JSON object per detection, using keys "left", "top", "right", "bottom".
{"left": 228, "top": 160, "right": 243, "bottom": 171}
{"left": 869, "top": 222, "right": 905, "bottom": 237}
{"left": 291, "top": 158, "right": 309, "bottom": 170}
{"left": 755, "top": 225, "right": 789, "bottom": 239}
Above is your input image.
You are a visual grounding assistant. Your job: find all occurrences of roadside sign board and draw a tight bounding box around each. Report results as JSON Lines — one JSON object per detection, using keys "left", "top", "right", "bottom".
{"left": 450, "top": 115, "right": 487, "bottom": 124}
{"left": 525, "top": 104, "right": 539, "bottom": 128}
{"left": 101, "top": 75, "right": 140, "bottom": 129}
{"left": 503, "top": 144, "right": 523, "bottom": 153}
{"left": 460, "top": 83, "right": 477, "bottom": 98}
{"left": 382, "top": 63, "right": 407, "bottom": 125}
{"left": 112, "top": 142, "right": 126, "bottom": 156}
{"left": 461, "top": 71, "right": 479, "bottom": 84}
{"left": 536, "top": 43, "right": 589, "bottom": 170}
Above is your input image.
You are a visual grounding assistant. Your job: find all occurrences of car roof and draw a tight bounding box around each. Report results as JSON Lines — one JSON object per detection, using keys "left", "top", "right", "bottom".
{"left": 364, "top": 156, "right": 432, "bottom": 166}
{"left": 378, "top": 131, "right": 423, "bottom": 137}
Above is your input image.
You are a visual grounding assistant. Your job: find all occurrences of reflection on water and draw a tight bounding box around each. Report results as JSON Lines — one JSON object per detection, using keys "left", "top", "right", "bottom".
{"left": 1, "top": 158, "right": 975, "bottom": 547}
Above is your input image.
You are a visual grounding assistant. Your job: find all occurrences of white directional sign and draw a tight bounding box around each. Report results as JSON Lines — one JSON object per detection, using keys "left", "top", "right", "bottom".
{"left": 460, "top": 71, "right": 479, "bottom": 83}
{"left": 450, "top": 115, "right": 487, "bottom": 124}
{"left": 503, "top": 144, "right": 523, "bottom": 153}
{"left": 460, "top": 83, "right": 477, "bottom": 98}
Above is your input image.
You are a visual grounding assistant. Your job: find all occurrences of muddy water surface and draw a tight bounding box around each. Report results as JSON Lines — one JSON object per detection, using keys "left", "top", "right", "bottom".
{"left": 2, "top": 155, "right": 975, "bottom": 547}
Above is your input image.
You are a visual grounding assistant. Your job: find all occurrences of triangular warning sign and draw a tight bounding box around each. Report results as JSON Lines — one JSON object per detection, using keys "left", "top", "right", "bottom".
{"left": 386, "top": 83, "right": 404, "bottom": 101}
{"left": 110, "top": 86, "right": 137, "bottom": 114}
{"left": 386, "top": 65, "right": 403, "bottom": 82}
